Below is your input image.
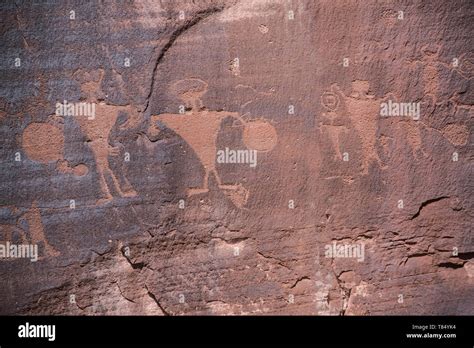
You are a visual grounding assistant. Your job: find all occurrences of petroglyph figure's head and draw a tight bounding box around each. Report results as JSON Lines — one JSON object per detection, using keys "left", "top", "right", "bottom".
{"left": 321, "top": 84, "right": 343, "bottom": 117}
{"left": 321, "top": 91, "right": 340, "bottom": 112}
{"left": 75, "top": 69, "right": 105, "bottom": 101}
{"left": 350, "top": 80, "right": 373, "bottom": 99}
{"left": 171, "top": 78, "right": 208, "bottom": 111}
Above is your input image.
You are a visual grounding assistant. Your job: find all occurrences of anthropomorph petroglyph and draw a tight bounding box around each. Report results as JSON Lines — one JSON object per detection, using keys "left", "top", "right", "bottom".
{"left": 148, "top": 78, "right": 277, "bottom": 208}
{"left": 0, "top": 202, "right": 59, "bottom": 259}
{"left": 411, "top": 44, "right": 473, "bottom": 111}
{"left": 320, "top": 84, "right": 348, "bottom": 162}
{"left": 320, "top": 81, "right": 384, "bottom": 174}
{"left": 344, "top": 81, "right": 385, "bottom": 174}
{"left": 76, "top": 69, "right": 139, "bottom": 204}
{"left": 77, "top": 103, "right": 139, "bottom": 204}
{"left": 18, "top": 121, "right": 82, "bottom": 259}
{"left": 404, "top": 44, "right": 471, "bottom": 148}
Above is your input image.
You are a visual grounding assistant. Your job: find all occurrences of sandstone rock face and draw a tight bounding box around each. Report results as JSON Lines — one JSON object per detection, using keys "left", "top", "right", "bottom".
{"left": 0, "top": 0, "right": 472, "bottom": 315}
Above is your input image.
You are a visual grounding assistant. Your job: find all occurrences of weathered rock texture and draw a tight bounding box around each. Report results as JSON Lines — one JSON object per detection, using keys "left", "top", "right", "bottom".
{"left": 0, "top": 0, "right": 473, "bottom": 315}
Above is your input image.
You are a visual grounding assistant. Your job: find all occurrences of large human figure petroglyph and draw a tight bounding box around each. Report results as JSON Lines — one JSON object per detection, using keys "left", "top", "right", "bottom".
{"left": 320, "top": 81, "right": 383, "bottom": 174}
{"left": 76, "top": 69, "right": 139, "bottom": 204}
{"left": 25, "top": 69, "right": 141, "bottom": 206}
{"left": 148, "top": 78, "right": 277, "bottom": 208}
{"left": 77, "top": 103, "right": 138, "bottom": 204}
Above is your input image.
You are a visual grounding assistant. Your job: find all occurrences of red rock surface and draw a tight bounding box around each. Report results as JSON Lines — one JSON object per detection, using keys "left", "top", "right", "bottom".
{"left": 0, "top": 0, "right": 472, "bottom": 315}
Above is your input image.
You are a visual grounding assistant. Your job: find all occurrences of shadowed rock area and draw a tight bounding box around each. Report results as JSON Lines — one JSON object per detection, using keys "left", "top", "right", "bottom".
{"left": 0, "top": 0, "right": 473, "bottom": 315}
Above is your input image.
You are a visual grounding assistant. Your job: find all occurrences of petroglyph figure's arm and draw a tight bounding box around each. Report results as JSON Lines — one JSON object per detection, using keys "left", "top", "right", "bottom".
{"left": 224, "top": 111, "right": 246, "bottom": 125}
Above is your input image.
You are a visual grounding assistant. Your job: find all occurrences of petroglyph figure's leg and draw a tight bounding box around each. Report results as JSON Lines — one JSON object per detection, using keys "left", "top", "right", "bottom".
{"left": 25, "top": 202, "right": 60, "bottom": 258}
{"left": 91, "top": 143, "right": 138, "bottom": 204}
{"left": 219, "top": 183, "right": 250, "bottom": 208}
{"left": 16, "top": 227, "right": 29, "bottom": 244}
{"left": 187, "top": 170, "right": 211, "bottom": 196}
{"left": 96, "top": 165, "right": 114, "bottom": 204}
{"left": 331, "top": 130, "right": 343, "bottom": 161}
{"left": 215, "top": 171, "right": 250, "bottom": 208}
{"left": 110, "top": 168, "right": 137, "bottom": 198}
{"left": 360, "top": 132, "right": 383, "bottom": 175}
{"left": 321, "top": 123, "right": 345, "bottom": 161}
{"left": 96, "top": 164, "right": 136, "bottom": 202}
{"left": 198, "top": 168, "right": 245, "bottom": 193}
{"left": 186, "top": 168, "right": 249, "bottom": 208}
{"left": 107, "top": 145, "right": 137, "bottom": 197}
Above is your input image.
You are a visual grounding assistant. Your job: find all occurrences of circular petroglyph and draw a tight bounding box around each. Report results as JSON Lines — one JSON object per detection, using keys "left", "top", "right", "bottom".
{"left": 242, "top": 119, "right": 277, "bottom": 152}
{"left": 258, "top": 24, "right": 269, "bottom": 34}
{"left": 321, "top": 91, "right": 340, "bottom": 111}
{"left": 22, "top": 122, "right": 64, "bottom": 163}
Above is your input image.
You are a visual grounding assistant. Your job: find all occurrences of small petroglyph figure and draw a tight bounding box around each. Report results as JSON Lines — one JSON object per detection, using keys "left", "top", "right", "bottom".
{"left": 319, "top": 84, "right": 347, "bottom": 162}
{"left": 0, "top": 202, "right": 60, "bottom": 259}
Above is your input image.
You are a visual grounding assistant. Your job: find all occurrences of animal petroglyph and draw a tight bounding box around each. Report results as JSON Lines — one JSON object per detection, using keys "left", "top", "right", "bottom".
{"left": 149, "top": 78, "right": 277, "bottom": 208}
{"left": 170, "top": 78, "right": 208, "bottom": 111}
